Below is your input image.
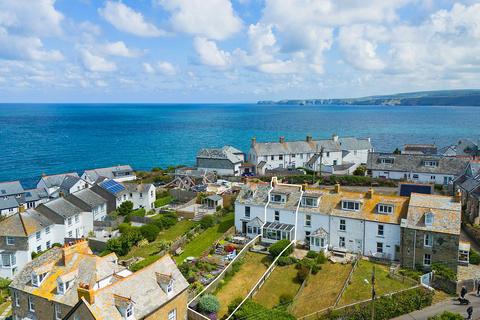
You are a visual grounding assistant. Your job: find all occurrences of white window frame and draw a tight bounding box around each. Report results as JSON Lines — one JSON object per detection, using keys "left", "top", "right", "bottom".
{"left": 45, "top": 226, "right": 50, "bottom": 234}
{"left": 67, "top": 217, "right": 72, "bottom": 226}
{"left": 36, "top": 231, "right": 41, "bottom": 241}
{"left": 339, "top": 236, "right": 345, "bottom": 247}
{"left": 376, "top": 242, "right": 383, "bottom": 253}
{"left": 74, "top": 215, "right": 79, "bottom": 223}
{"left": 424, "top": 234, "right": 433, "bottom": 247}
{"left": 377, "top": 225, "right": 384, "bottom": 237}
{"left": 301, "top": 197, "right": 318, "bottom": 207}
{"left": 377, "top": 204, "right": 393, "bottom": 214}
{"left": 55, "top": 304, "right": 62, "bottom": 320}
{"left": 6, "top": 236, "right": 15, "bottom": 245}
{"left": 28, "top": 296, "right": 35, "bottom": 312}
{"left": 339, "top": 219, "right": 346, "bottom": 231}
{"left": 167, "top": 281, "right": 173, "bottom": 294}
{"left": 270, "top": 194, "right": 285, "bottom": 203}
{"left": 424, "top": 253, "right": 431, "bottom": 266}
{"left": 425, "top": 212, "right": 434, "bottom": 226}
{"left": 274, "top": 211, "right": 280, "bottom": 222}
{"left": 13, "top": 290, "right": 19, "bottom": 307}
{"left": 126, "top": 303, "right": 134, "bottom": 319}
{"left": 342, "top": 201, "right": 360, "bottom": 211}
{"left": 244, "top": 206, "right": 250, "bottom": 218}
{"left": 168, "top": 309, "right": 177, "bottom": 320}
{"left": 305, "top": 214, "right": 311, "bottom": 227}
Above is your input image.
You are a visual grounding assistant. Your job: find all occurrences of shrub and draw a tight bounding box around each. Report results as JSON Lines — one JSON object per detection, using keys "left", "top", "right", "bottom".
{"left": 432, "top": 263, "right": 457, "bottom": 281}
{"left": 316, "top": 251, "right": 327, "bottom": 264}
{"left": 269, "top": 240, "right": 292, "bottom": 257}
{"left": 105, "top": 228, "right": 144, "bottom": 256}
{"left": 470, "top": 249, "right": 480, "bottom": 265}
{"left": 232, "top": 300, "right": 295, "bottom": 320}
{"left": 306, "top": 251, "right": 318, "bottom": 259}
{"left": 429, "top": 311, "right": 463, "bottom": 320}
{"left": 198, "top": 294, "right": 220, "bottom": 314}
{"left": 323, "top": 287, "right": 433, "bottom": 320}
{"left": 139, "top": 224, "right": 160, "bottom": 242}
{"left": 353, "top": 165, "right": 366, "bottom": 176}
{"left": 279, "top": 293, "right": 293, "bottom": 306}
{"left": 0, "top": 278, "right": 11, "bottom": 290}
{"left": 200, "top": 215, "right": 215, "bottom": 229}
{"left": 130, "top": 255, "right": 161, "bottom": 272}
{"left": 118, "top": 222, "right": 131, "bottom": 234}
{"left": 297, "top": 265, "right": 310, "bottom": 282}
{"left": 227, "top": 297, "right": 244, "bottom": 315}
{"left": 130, "top": 208, "right": 146, "bottom": 217}
{"left": 277, "top": 256, "right": 296, "bottom": 266}
{"left": 118, "top": 201, "right": 134, "bottom": 216}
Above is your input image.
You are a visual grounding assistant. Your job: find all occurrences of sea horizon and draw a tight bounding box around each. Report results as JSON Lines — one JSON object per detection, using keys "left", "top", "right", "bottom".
{"left": 1, "top": 102, "right": 479, "bottom": 188}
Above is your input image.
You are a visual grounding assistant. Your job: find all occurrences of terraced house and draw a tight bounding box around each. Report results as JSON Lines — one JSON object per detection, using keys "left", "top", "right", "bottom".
{"left": 248, "top": 135, "right": 373, "bottom": 175}
{"left": 9, "top": 240, "right": 189, "bottom": 320}
{"left": 235, "top": 177, "right": 466, "bottom": 270}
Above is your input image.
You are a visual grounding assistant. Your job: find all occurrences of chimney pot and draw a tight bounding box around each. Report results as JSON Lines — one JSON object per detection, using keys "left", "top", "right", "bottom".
{"left": 306, "top": 135, "right": 312, "bottom": 143}
{"left": 251, "top": 137, "right": 256, "bottom": 146}
{"left": 279, "top": 136, "right": 285, "bottom": 143}
{"left": 332, "top": 134, "right": 339, "bottom": 142}
{"left": 455, "top": 190, "right": 462, "bottom": 203}
{"left": 367, "top": 188, "right": 374, "bottom": 199}
{"left": 334, "top": 183, "right": 341, "bottom": 193}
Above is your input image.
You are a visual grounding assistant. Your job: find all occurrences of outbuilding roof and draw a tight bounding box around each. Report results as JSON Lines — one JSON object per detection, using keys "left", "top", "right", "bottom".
{"left": 197, "top": 145, "right": 244, "bottom": 164}
{"left": 0, "top": 181, "right": 24, "bottom": 196}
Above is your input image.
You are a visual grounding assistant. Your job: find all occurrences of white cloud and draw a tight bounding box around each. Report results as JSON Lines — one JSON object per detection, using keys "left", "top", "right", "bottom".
{"left": 338, "top": 25, "right": 385, "bottom": 71}
{"left": 0, "top": 28, "right": 63, "bottom": 61}
{"left": 0, "top": 0, "right": 63, "bottom": 36}
{"left": 99, "top": 1, "right": 165, "bottom": 37}
{"left": 159, "top": 0, "right": 242, "bottom": 40}
{"left": 193, "top": 37, "right": 231, "bottom": 67}
{"left": 157, "top": 61, "right": 176, "bottom": 75}
{"left": 143, "top": 62, "right": 156, "bottom": 74}
{"left": 102, "top": 41, "right": 141, "bottom": 58}
{"left": 80, "top": 49, "right": 117, "bottom": 72}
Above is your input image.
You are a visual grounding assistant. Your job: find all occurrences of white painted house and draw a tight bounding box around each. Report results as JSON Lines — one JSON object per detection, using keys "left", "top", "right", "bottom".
{"left": 196, "top": 146, "right": 245, "bottom": 176}
{"left": 235, "top": 178, "right": 409, "bottom": 261}
{"left": 37, "top": 172, "right": 90, "bottom": 199}
{"left": 65, "top": 188, "right": 108, "bottom": 221}
{"left": 367, "top": 153, "right": 469, "bottom": 185}
{"left": 91, "top": 179, "right": 156, "bottom": 211}
{"left": 248, "top": 135, "right": 373, "bottom": 175}
{"left": 0, "top": 209, "right": 64, "bottom": 279}
{"left": 82, "top": 165, "right": 136, "bottom": 184}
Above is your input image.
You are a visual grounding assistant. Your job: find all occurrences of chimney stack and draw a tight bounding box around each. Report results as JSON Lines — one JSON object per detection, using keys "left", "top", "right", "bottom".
{"left": 334, "top": 183, "right": 341, "bottom": 193}
{"left": 251, "top": 137, "right": 256, "bottom": 146}
{"left": 18, "top": 205, "right": 25, "bottom": 213}
{"left": 306, "top": 135, "right": 313, "bottom": 143}
{"left": 77, "top": 283, "right": 95, "bottom": 304}
{"left": 332, "top": 134, "right": 339, "bottom": 142}
{"left": 279, "top": 136, "right": 285, "bottom": 143}
{"left": 454, "top": 189, "right": 462, "bottom": 203}
{"left": 367, "top": 188, "right": 374, "bottom": 199}
{"left": 271, "top": 177, "right": 278, "bottom": 188}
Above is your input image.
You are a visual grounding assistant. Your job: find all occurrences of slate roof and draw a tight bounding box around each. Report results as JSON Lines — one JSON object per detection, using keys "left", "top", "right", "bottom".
{"left": 207, "top": 194, "right": 223, "bottom": 201}
{"left": 236, "top": 182, "right": 271, "bottom": 207}
{"left": 24, "top": 188, "right": 49, "bottom": 203}
{"left": 40, "top": 173, "right": 80, "bottom": 188}
{"left": 10, "top": 241, "right": 126, "bottom": 307}
{"left": 367, "top": 152, "right": 469, "bottom": 175}
{"left": 0, "top": 209, "right": 53, "bottom": 237}
{"left": 0, "top": 181, "right": 24, "bottom": 196}
{"left": 83, "top": 165, "right": 134, "bottom": 182}
{"left": 197, "top": 145, "right": 244, "bottom": 164}
{"left": 60, "top": 175, "right": 83, "bottom": 191}
{"left": 252, "top": 136, "right": 372, "bottom": 156}
{"left": 36, "top": 197, "right": 84, "bottom": 219}
{"left": 67, "top": 188, "right": 107, "bottom": 210}
{"left": 0, "top": 196, "right": 20, "bottom": 210}
{"left": 403, "top": 193, "right": 461, "bottom": 235}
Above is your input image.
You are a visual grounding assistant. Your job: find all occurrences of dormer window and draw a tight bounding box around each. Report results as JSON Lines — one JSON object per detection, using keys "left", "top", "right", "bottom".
{"left": 377, "top": 204, "right": 394, "bottom": 214}
{"left": 57, "top": 280, "right": 72, "bottom": 294}
{"left": 379, "top": 157, "right": 394, "bottom": 164}
{"left": 125, "top": 303, "right": 134, "bottom": 320}
{"left": 301, "top": 197, "right": 318, "bottom": 207}
{"left": 270, "top": 193, "right": 286, "bottom": 203}
{"left": 31, "top": 272, "right": 48, "bottom": 287}
{"left": 341, "top": 200, "right": 360, "bottom": 211}
{"left": 156, "top": 272, "right": 174, "bottom": 295}
{"left": 423, "top": 160, "right": 438, "bottom": 167}
{"left": 425, "top": 212, "right": 434, "bottom": 226}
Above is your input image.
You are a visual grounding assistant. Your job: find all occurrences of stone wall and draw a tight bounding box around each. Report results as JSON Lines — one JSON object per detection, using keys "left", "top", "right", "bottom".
{"left": 400, "top": 227, "right": 459, "bottom": 271}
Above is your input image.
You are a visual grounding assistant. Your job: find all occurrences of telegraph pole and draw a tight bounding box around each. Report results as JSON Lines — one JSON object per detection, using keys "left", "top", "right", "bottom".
{"left": 371, "top": 266, "right": 376, "bottom": 320}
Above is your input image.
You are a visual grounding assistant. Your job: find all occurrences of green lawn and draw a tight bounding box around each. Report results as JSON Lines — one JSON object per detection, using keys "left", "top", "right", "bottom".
{"left": 253, "top": 264, "right": 302, "bottom": 309}
{"left": 338, "top": 259, "right": 414, "bottom": 306}
{"left": 291, "top": 262, "right": 352, "bottom": 317}
{"left": 175, "top": 213, "right": 234, "bottom": 263}
{"left": 215, "top": 252, "right": 269, "bottom": 318}
{"left": 0, "top": 301, "right": 11, "bottom": 317}
{"left": 123, "top": 219, "right": 196, "bottom": 259}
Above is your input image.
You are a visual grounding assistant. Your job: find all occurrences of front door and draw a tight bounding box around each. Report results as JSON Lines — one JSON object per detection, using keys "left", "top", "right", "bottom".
{"left": 242, "top": 221, "right": 247, "bottom": 234}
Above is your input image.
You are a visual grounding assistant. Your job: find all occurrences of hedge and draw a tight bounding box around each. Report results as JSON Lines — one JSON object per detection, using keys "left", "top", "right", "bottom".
{"left": 269, "top": 240, "right": 293, "bottom": 257}
{"left": 428, "top": 311, "right": 463, "bottom": 320}
{"left": 323, "top": 287, "right": 433, "bottom": 320}
{"left": 230, "top": 300, "right": 295, "bottom": 320}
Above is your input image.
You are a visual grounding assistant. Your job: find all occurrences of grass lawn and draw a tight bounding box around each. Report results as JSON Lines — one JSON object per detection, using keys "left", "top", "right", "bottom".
{"left": 253, "top": 264, "right": 302, "bottom": 309}
{"left": 123, "top": 219, "right": 196, "bottom": 259}
{"left": 338, "top": 259, "right": 414, "bottom": 306}
{"left": 0, "top": 301, "right": 11, "bottom": 317}
{"left": 290, "top": 262, "right": 352, "bottom": 317}
{"left": 215, "top": 252, "right": 269, "bottom": 318}
{"left": 175, "top": 213, "right": 234, "bottom": 264}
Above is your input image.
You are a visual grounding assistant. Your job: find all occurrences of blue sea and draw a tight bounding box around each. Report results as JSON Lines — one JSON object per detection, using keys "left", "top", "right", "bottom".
{"left": 0, "top": 103, "right": 479, "bottom": 187}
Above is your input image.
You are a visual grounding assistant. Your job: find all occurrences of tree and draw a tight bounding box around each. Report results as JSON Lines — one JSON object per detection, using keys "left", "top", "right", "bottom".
{"left": 268, "top": 239, "right": 293, "bottom": 257}
{"left": 140, "top": 224, "right": 160, "bottom": 242}
{"left": 118, "top": 201, "right": 134, "bottom": 216}
{"left": 198, "top": 294, "right": 220, "bottom": 314}
{"left": 200, "top": 215, "right": 215, "bottom": 229}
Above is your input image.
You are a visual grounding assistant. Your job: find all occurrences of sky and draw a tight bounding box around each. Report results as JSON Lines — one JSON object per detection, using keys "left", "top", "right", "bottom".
{"left": 0, "top": 0, "right": 479, "bottom": 102}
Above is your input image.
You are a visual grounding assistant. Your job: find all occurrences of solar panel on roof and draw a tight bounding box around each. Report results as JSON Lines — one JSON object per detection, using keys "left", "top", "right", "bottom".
{"left": 100, "top": 179, "right": 125, "bottom": 194}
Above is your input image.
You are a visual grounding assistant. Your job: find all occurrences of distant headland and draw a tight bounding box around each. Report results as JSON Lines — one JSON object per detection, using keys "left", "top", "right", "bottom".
{"left": 258, "top": 89, "right": 480, "bottom": 106}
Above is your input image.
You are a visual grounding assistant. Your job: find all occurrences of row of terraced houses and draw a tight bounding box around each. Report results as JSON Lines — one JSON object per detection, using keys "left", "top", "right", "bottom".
{"left": 235, "top": 177, "right": 467, "bottom": 272}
